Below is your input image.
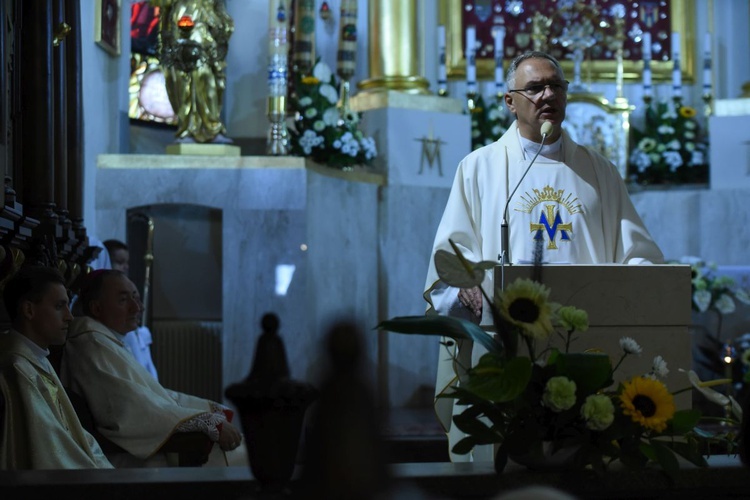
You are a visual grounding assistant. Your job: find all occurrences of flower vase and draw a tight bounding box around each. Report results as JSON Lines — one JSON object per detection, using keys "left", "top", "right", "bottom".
{"left": 507, "top": 441, "right": 580, "bottom": 472}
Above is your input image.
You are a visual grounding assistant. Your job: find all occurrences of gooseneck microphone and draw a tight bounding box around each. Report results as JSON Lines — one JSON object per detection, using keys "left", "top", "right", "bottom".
{"left": 499, "top": 121, "right": 553, "bottom": 287}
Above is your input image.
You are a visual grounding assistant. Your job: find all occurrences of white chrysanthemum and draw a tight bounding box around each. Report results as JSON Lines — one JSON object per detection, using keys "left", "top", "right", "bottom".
{"left": 491, "top": 125, "right": 502, "bottom": 136}
{"left": 298, "top": 96, "right": 313, "bottom": 107}
{"left": 304, "top": 107, "right": 318, "bottom": 119}
{"left": 684, "top": 120, "right": 696, "bottom": 130}
{"left": 313, "top": 120, "right": 326, "bottom": 132}
{"left": 319, "top": 83, "right": 338, "bottom": 104}
{"left": 651, "top": 355, "right": 669, "bottom": 378}
{"left": 630, "top": 150, "right": 651, "bottom": 172}
{"left": 299, "top": 129, "right": 323, "bottom": 154}
{"left": 693, "top": 289, "right": 711, "bottom": 312}
{"left": 715, "top": 293, "right": 736, "bottom": 315}
{"left": 658, "top": 125, "right": 675, "bottom": 135}
{"left": 684, "top": 130, "right": 696, "bottom": 140}
{"left": 620, "top": 337, "right": 642, "bottom": 355}
{"left": 666, "top": 139, "right": 681, "bottom": 150}
{"left": 488, "top": 108, "right": 500, "bottom": 120}
{"left": 312, "top": 61, "right": 333, "bottom": 83}
{"left": 685, "top": 141, "right": 695, "bottom": 151}
{"left": 690, "top": 150, "right": 705, "bottom": 166}
{"left": 734, "top": 289, "right": 750, "bottom": 305}
{"left": 663, "top": 151, "right": 683, "bottom": 171}
{"left": 471, "top": 128, "right": 481, "bottom": 138}
{"left": 661, "top": 109, "right": 678, "bottom": 120}
{"left": 322, "top": 107, "right": 340, "bottom": 126}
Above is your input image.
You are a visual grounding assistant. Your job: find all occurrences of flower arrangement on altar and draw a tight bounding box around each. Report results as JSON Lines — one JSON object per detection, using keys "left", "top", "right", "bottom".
{"left": 681, "top": 258, "right": 750, "bottom": 318}
{"left": 288, "top": 61, "right": 377, "bottom": 169}
{"left": 380, "top": 244, "right": 738, "bottom": 474}
{"left": 470, "top": 94, "right": 513, "bottom": 151}
{"left": 628, "top": 100, "right": 710, "bottom": 186}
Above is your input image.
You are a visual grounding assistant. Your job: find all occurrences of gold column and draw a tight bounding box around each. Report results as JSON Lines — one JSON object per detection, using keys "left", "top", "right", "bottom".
{"left": 358, "top": 0, "right": 429, "bottom": 94}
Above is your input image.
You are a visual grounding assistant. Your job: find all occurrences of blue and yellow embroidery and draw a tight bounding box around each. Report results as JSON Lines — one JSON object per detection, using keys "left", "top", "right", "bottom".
{"left": 517, "top": 185, "right": 582, "bottom": 250}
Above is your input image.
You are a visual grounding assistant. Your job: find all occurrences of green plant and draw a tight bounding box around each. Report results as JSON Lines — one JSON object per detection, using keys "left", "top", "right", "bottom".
{"left": 629, "top": 101, "right": 709, "bottom": 185}
{"left": 288, "top": 61, "right": 377, "bottom": 169}
{"left": 470, "top": 94, "right": 513, "bottom": 151}
{"left": 379, "top": 243, "right": 738, "bottom": 475}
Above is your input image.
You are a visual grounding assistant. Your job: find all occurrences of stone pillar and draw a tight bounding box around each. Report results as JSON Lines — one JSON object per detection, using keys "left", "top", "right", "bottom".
{"left": 358, "top": 0, "right": 429, "bottom": 94}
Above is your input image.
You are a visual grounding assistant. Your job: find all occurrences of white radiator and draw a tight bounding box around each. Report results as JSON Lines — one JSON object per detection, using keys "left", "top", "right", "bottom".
{"left": 150, "top": 320, "right": 223, "bottom": 402}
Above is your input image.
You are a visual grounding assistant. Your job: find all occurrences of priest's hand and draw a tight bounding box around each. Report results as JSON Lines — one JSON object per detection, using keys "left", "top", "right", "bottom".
{"left": 218, "top": 421, "right": 243, "bottom": 451}
{"left": 458, "top": 286, "right": 482, "bottom": 317}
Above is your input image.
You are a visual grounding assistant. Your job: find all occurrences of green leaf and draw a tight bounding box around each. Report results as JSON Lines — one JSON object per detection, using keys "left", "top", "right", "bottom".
{"left": 453, "top": 412, "right": 499, "bottom": 444}
{"left": 434, "top": 249, "right": 486, "bottom": 288}
{"left": 667, "top": 440, "right": 708, "bottom": 467}
{"left": 667, "top": 409, "right": 702, "bottom": 435}
{"left": 377, "top": 315, "right": 501, "bottom": 354}
{"left": 649, "top": 440, "right": 680, "bottom": 479}
{"left": 550, "top": 352, "right": 612, "bottom": 395}
{"left": 464, "top": 355, "right": 533, "bottom": 403}
{"left": 452, "top": 436, "right": 477, "bottom": 455}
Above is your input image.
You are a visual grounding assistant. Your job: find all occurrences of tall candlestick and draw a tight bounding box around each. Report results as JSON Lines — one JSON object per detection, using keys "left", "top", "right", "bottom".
{"left": 465, "top": 25, "right": 477, "bottom": 95}
{"left": 293, "top": 0, "right": 316, "bottom": 75}
{"left": 493, "top": 23, "right": 506, "bottom": 96}
{"left": 671, "top": 31, "right": 682, "bottom": 99}
{"left": 702, "top": 32, "right": 712, "bottom": 95}
{"left": 267, "top": 0, "right": 289, "bottom": 155}
{"left": 337, "top": 0, "right": 357, "bottom": 81}
{"left": 642, "top": 32, "right": 652, "bottom": 98}
{"left": 437, "top": 25, "right": 447, "bottom": 96}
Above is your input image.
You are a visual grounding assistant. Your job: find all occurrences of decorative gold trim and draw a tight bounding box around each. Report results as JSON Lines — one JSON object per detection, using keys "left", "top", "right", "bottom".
{"left": 438, "top": 0, "right": 695, "bottom": 83}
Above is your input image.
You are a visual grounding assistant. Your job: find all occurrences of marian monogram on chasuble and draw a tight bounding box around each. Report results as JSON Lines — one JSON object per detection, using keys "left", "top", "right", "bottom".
{"left": 40, "top": 374, "right": 70, "bottom": 431}
{"left": 514, "top": 185, "right": 583, "bottom": 251}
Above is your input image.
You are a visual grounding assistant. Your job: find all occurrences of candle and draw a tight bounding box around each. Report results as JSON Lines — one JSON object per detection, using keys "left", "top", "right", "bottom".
{"left": 494, "top": 23, "right": 506, "bottom": 95}
{"left": 671, "top": 31, "right": 682, "bottom": 98}
{"left": 642, "top": 32, "right": 652, "bottom": 97}
{"left": 438, "top": 25, "right": 447, "bottom": 95}
{"left": 293, "top": 0, "right": 316, "bottom": 75}
{"left": 466, "top": 25, "right": 477, "bottom": 94}
{"left": 702, "top": 32, "right": 712, "bottom": 95}
{"left": 336, "top": 0, "right": 358, "bottom": 80}
{"left": 268, "top": 0, "right": 289, "bottom": 98}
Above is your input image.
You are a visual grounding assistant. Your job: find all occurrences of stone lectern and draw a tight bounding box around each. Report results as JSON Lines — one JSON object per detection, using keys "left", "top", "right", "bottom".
{"left": 496, "top": 264, "right": 693, "bottom": 408}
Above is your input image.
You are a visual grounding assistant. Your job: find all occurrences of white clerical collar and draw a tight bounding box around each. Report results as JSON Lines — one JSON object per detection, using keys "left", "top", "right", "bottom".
{"left": 517, "top": 128, "right": 563, "bottom": 161}
{"left": 9, "top": 328, "right": 51, "bottom": 370}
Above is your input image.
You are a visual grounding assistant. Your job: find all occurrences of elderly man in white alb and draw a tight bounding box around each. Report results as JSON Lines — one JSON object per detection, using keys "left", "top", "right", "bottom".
{"left": 60, "top": 269, "right": 243, "bottom": 467}
{"left": 424, "top": 51, "right": 664, "bottom": 462}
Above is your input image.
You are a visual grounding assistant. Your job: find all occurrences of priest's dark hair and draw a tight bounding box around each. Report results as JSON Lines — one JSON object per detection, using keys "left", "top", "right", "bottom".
{"left": 3, "top": 266, "right": 67, "bottom": 322}
{"left": 76, "top": 269, "right": 125, "bottom": 316}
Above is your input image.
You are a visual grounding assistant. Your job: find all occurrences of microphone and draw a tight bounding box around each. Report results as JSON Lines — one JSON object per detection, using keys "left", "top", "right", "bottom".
{"left": 499, "top": 121, "right": 553, "bottom": 287}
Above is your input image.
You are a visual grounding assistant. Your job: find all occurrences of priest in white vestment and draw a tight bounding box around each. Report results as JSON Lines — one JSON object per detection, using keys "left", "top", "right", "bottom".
{"left": 0, "top": 266, "right": 112, "bottom": 469}
{"left": 60, "top": 270, "right": 243, "bottom": 467}
{"left": 424, "top": 51, "right": 664, "bottom": 462}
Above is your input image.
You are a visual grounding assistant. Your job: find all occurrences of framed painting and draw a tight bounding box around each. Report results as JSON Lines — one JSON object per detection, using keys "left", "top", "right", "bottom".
{"left": 95, "top": 0, "right": 121, "bottom": 56}
{"left": 438, "top": 0, "right": 696, "bottom": 83}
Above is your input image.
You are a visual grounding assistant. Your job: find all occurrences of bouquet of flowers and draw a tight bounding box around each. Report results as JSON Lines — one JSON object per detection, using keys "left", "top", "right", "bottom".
{"left": 288, "top": 61, "right": 377, "bottom": 169}
{"left": 379, "top": 243, "right": 738, "bottom": 474}
{"left": 629, "top": 101, "right": 709, "bottom": 186}
{"left": 470, "top": 94, "right": 513, "bottom": 151}
{"left": 681, "top": 258, "right": 750, "bottom": 316}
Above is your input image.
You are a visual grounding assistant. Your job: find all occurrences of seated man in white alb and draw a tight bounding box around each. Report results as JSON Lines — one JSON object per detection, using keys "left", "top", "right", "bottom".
{"left": 0, "top": 266, "right": 112, "bottom": 469}
{"left": 60, "top": 269, "right": 242, "bottom": 467}
{"left": 103, "top": 239, "right": 159, "bottom": 381}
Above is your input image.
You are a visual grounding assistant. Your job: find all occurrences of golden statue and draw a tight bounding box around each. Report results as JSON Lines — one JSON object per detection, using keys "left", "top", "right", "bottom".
{"left": 153, "top": 0, "right": 234, "bottom": 143}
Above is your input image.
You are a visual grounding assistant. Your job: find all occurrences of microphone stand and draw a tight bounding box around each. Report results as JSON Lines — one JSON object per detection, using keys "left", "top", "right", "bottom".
{"left": 499, "top": 122, "right": 552, "bottom": 291}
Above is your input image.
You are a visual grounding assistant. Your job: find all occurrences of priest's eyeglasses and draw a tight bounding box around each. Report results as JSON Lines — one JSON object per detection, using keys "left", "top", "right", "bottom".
{"left": 508, "top": 80, "right": 570, "bottom": 97}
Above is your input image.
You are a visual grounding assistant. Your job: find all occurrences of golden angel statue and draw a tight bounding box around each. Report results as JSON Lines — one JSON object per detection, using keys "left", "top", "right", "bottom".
{"left": 152, "top": 0, "right": 234, "bottom": 143}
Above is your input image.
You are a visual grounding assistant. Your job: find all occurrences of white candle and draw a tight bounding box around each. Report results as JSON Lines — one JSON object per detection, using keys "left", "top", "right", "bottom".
{"left": 494, "top": 24, "right": 506, "bottom": 94}
{"left": 466, "top": 25, "right": 477, "bottom": 94}
{"left": 642, "top": 32, "right": 652, "bottom": 97}
{"left": 671, "top": 31, "right": 682, "bottom": 98}
{"left": 703, "top": 32, "right": 712, "bottom": 94}
{"left": 438, "top": 25, "right": 447, "bottom": 94}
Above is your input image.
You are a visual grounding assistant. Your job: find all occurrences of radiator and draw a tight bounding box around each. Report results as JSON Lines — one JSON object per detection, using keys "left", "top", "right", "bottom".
{"left": 150, "top": 320, "right": 223, "bottom": 402}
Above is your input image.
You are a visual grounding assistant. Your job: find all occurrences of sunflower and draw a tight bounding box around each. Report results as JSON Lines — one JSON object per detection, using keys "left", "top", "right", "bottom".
{"left": 619, "top": 376, "right": 675, "bottom": 432}
{"left": 678, "top": 106, "right": 697, "bottom": 118}
{"left": 496, "top": 278, "right": 555, "bottom": 340}
{"left": 301, "top": 76, "right": 320, "bottom": 85}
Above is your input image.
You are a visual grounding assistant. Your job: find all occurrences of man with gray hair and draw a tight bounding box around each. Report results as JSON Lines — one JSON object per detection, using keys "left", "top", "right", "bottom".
{"left": 424, "top": 51, "right": 663, "bottom": 462}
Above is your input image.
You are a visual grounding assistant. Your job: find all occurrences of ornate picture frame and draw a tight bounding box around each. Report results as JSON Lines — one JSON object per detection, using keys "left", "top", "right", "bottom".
{"left": 95, "top": 0, "right": 121, "bottom": 56}
{"left": 438, "top": 0, "right": 695, "bottom": 83}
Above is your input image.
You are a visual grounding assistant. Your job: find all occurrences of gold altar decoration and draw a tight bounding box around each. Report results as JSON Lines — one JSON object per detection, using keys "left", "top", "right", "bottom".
{"left": 439, "top": 0, "right": 696, "bottom": 83}
{"left": 154, "top": 0, "right": 234, "bottom": 143}
{"left": 358, "top": 0, "right": 429, "bottom": 94}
